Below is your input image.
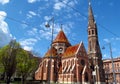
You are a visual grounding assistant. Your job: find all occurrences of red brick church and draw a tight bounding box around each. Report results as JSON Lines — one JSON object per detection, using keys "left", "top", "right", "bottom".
{"left": 35, "top": 2, "right": 105, "bottom": 84}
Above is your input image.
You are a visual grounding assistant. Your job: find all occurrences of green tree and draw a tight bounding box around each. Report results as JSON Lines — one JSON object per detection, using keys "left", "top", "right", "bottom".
{"left": 0, "top": 62, "right": 4, "bottom": 80}
{"left": 16, "top": 50, "right": 39, "bottom": 84}
{"left": 28, "top": 51, "right": 41, "bottom": 80}
{"left": 0, "top": 40, "right": 20, "bottom": 84}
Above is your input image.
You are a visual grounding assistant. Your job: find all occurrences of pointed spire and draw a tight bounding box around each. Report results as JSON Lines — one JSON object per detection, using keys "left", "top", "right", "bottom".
{"left": 88, "top": 0, "right": 96, "bottom": 29}
{"left": 60, "top": 24, "right": 63, "bottom": 30}
{"left": 53, "top": 29, "right": 71, "bottom": 46}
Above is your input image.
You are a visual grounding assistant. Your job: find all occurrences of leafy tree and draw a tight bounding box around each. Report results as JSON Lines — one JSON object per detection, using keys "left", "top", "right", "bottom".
{"left": 0, "top": 62, "right": 4, "bottom": 80}
{"left": 16, "top": 49, "right": 39, "bottom": 84}
{"left": 0, "top": 40, "right": 20, "bottom": 84}
{"left": 28, "top": 51, "right": 41, "bottom": 80}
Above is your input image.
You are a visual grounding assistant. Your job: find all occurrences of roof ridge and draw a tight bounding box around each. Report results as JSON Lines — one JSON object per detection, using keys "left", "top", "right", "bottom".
{"left": 75, "top": 41, "right": 83, "bottom": 55}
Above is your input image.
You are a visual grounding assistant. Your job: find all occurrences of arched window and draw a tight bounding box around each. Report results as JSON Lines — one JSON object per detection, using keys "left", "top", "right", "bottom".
{"left": 89, "top": 30, "right": 90, "bottom": 35}
{"left": 92, "top": 30, "right": 94, "bottom": 34}
{"left": 89, "top": 41, "right": 92, "bottom": 51}
{"left": 85, "top": 72, "right": 89, "bottom": 82}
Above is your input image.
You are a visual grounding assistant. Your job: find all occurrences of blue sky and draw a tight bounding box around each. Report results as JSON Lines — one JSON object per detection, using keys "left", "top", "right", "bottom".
{"left": 0, "top": 0, "right": 120, "bottom": 59}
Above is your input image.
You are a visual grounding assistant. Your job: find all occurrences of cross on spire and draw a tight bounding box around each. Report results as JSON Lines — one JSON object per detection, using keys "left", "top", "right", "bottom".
{"left": 60, "top": 24, "right": 63, "bottom": 30}
{"left": 88, "top": 0, "right": 91, "bottom": 5}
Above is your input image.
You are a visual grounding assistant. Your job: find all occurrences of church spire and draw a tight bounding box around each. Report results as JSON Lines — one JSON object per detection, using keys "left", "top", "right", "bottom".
{"left": 88, "top": 0, "right": 99, "bottom": 56}
{"left": 88, "top": 0, "right": 96, "bottom": 29}
{"left": 87, "top": 1, "right": 105, "bottom": 83}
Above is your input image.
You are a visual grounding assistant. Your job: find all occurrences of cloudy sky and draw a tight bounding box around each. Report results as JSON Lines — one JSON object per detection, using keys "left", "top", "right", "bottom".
{"left": 0, "top": 0, "right": 120, "bottom": 59}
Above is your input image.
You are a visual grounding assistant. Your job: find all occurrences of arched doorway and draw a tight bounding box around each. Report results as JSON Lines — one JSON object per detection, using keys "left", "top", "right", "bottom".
{"left": 85, "top": 72, "right": 89, "bottom": 82}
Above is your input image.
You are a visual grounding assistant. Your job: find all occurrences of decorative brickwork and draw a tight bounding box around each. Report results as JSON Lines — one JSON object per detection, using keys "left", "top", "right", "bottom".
{"left": 35, "top": 2, "right": 105, "bottom": 84}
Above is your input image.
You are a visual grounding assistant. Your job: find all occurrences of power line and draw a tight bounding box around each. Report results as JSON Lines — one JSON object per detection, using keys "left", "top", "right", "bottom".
{"left": 59, "top": 0, "right": 120, "bottom": 38}
{"left": 59, "top": 0, "right": 87, "bottom": 19}
{"left": 0, "top": 1, "right": 119, "bottom": 38}
{"left": 0, "top": 13, "right": 39, "bottom": 29}
{"left": 98, "top": 23, "right": 119, "bottom": 37}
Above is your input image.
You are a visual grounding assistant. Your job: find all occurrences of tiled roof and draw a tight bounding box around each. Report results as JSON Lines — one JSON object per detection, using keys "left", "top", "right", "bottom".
{"left": 63, "top": 44, "right": 80, "bottom": 58}
{"left": 44, "top": 47, "right": 57, "bottom": 57}
{"left": 53, "top": 30, "right": 70, "bottom": 45}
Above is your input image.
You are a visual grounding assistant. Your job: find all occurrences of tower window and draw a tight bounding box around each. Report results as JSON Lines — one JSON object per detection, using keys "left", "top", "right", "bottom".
{"left": 92, "top": 30, "right": 94, "bottom": 34}
{"left": 89, "top": 41, "right": 92, "bottom": 51}
{"left": 89, "top": 31, "right": 90, "bottom": 35}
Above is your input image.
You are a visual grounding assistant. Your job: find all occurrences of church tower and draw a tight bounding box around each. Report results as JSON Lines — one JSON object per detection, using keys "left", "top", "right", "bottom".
{"left": 87, "top": 1, "right": 105, "bottom": 84}
{"left": 52, "top": 27, "right": 71, "bottom": 55}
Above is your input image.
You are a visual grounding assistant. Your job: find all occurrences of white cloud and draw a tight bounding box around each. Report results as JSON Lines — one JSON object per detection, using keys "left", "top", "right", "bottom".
{"left": 54, "top": 2, "right": 65, "bottom": 10}
{"left": 38, "top": 22, "right": 73, "bottom": 40}
{"left": 29, "top": 11, "right": 37, "bottom": 16}
{"left": 23, "top": 46, "right": 33, "bottom": 51}
{"left": 19, "top": 38, "right": 37, "bottom": 51}
{"left": 53, "top": 0, "right": 76, "bottom": 10}
{"left": 27, "top": 11, "right": 37, "bottom": 18}
{"left": 20, "top": 38, "right": 37, "bottom": 46}
{"left": 0, "top": 11, "right": 7, "bottom": 20}
{"left": 68, "top": 1, "right": 75, "bottom": 7}
{"left": 103, "top": 38, "right": 120, "bottom": 43}
{"left": 0, "top": 0, "right": 9, "bottom": 5}
{"left": 103, "top": 54, "right": 107, "bottom": 58}
{"left": 44, "top": 16, "right": 52, "bottom": 21}
{"left": 116, "top": 38, "right": 120, "bottom": 41}
{"left": 27, "top": 28, "right": 38, "bottom": 36}
{"left": 103, "top": 38, "right": 110, "bottom": 43}
{"left": 0, "top": 11, "right": 12, "bottom": 47}
{"left": 28, "top": 0, "right": 36, "bottom": 3}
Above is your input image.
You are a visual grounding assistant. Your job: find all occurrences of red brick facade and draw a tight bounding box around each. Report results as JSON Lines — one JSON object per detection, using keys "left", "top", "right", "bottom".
{"left": 35, "top": 40, "right": 93, "bottom": 83}
{"left": 35, "top": 2, "right": 105, "bottom": 84}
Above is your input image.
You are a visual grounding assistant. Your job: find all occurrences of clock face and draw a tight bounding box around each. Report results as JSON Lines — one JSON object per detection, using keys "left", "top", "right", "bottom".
{"left": 59, "top": 48, "right": 63, "bottom": 51}
{"left": 81, "top": 60, "right": 85, "bottom": 66}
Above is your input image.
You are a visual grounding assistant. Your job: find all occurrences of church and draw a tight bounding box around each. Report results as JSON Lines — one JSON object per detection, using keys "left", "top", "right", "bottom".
{"left": 35, "top": 2, "right": 105, "bottom": 84}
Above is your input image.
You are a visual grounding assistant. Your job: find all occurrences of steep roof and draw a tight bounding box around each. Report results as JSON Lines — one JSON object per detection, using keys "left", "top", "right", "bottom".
{"left": 44, "top": 47, "right": 57, "bottom": 57}
{"left": 63, "top": 44, "right": 80, "bottom": 58}
{"left": 53, "top": 29, "right": 71, "bottom": 45}
{"left": 63, "top": 42, "right": 86, "bottom": 58}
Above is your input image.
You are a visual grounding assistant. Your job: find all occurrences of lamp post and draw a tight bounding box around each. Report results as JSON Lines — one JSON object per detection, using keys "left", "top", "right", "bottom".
{"left": 45, "top": 17, "right": 54, "bottom": 84}
{"left": 102, "top": 42, "right": 116, "bottom": 84}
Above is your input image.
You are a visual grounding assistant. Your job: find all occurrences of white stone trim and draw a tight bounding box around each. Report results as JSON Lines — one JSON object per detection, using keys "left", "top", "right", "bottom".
{"left": 66, "top": 62, "right": 71, "bottom": 72}
{"left": 52, "top": 65, "right": 54, "bottom": 67}
{"left": 75, "top": 42, "right": 82, "bottom": 55}
{"left": 63, "top": 64, "right": 67, "bottom": 73}
{"left": 82, "top": 65, "right": 87, "bottom": 74}
{"left": 70, "top": 63, "right": 75, "bottom": 72}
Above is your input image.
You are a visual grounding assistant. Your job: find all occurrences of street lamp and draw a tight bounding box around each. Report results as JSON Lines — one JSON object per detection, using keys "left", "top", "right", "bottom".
{"left": 102, "top": 42, "right": 116, "bottom": 84}
{"left": 45, "top": 17, "right": 54, "bottom": 84}
{"left": 45, "top": 17, "right": 54, "bottom": 45}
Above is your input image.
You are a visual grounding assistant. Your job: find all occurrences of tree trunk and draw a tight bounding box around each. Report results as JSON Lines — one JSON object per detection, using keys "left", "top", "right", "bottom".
{"left": 21, "top": 75, "right": 25, "bottom": 84}
{"left": 6, "top": 76, "right": 10, "bottom": 84}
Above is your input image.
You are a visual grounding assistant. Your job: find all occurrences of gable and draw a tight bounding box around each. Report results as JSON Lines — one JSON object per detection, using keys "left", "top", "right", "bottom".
{"left": 75, "top": 42, "right": 87, "bottom": 57}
